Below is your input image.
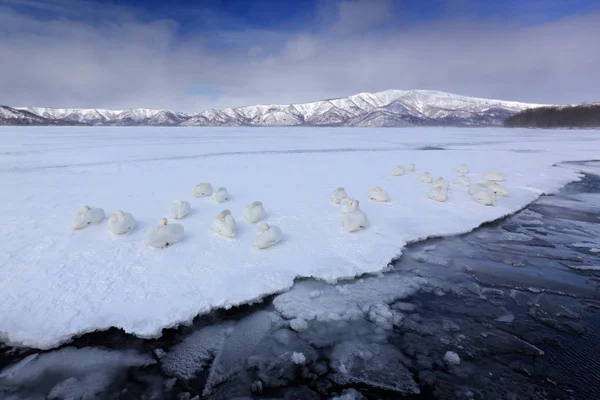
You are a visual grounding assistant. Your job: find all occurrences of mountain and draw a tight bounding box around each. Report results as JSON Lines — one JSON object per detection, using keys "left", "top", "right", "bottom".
{"left": 0, "top": 106, "right": 83, "bottom": 126}
{"left": 5, "top": 90, "right": 547, "bottom": 127}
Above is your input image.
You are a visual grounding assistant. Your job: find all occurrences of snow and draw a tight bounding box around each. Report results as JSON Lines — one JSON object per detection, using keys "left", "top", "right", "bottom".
{"left": 291, "top": 352, "right": 306, "bottom": 364}
{"left": 0, "top": 127, "right": 599, "bottom": 350}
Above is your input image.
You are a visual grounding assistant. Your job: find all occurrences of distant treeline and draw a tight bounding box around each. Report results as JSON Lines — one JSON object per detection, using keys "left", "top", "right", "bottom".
{"left": 504, "top": 104, "right": 600, "bottom": 128}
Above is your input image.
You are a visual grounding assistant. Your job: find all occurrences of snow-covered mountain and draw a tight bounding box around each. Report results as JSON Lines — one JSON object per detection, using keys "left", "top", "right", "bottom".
{"left": 0, "top": 106, "right": 83, "bottom": 126}
{"left": 5, "top": 90, "right": 547, "bottom": 127}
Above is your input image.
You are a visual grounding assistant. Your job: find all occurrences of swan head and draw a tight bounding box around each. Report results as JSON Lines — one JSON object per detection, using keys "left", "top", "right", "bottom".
{"left": 217, "top": 187, "right": 225, "bottom": 192}
{"left": 219, "top": 210, "right": 231, "bottom": 219}
{"left": 82, "top": 205, "right": 91, "bottom": 211}
{"left": 336, "top": 187, "right": 345, "bottom": 192}
{"left": 251, "top": 201, "right": 262, "bottom": 207}
{"left": 161, "top": 218, "right": 168, "bottom": 226}
{"left": 113, "top": 210, "right": 124, "bottom": 217}
{"left": 259, "top": 222, "right": 270, "bottom": 232}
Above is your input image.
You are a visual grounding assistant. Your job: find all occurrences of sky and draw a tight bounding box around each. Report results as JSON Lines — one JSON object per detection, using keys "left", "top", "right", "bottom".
{"left": 0, "top": 0, "right": 599, "bottom": 112}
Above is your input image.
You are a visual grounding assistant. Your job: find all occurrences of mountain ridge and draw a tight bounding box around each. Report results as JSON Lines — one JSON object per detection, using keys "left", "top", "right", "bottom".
{"left": 4, "top": 89, "right": 549, "bottom": 127}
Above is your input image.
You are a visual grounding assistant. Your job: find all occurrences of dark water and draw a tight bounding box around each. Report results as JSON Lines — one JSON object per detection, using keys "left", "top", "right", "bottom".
{"left": 1, "top": 173, "right": 600, "bottom": 400}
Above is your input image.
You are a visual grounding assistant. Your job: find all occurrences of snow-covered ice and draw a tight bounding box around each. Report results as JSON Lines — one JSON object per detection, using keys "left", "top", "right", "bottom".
{"left": 0, "top": 126, "right": 599, "bottom": 349}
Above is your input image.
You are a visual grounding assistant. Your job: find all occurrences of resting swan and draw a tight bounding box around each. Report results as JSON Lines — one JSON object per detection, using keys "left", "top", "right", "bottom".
{"left": 391, "top": 166, "right": 405, "bottom": 176}
{"left": 457, "top": 164, "right": 469, "bottom": 174}
{"left": 71, "top": 205, "right": 105, "bottom": 230}
{"left": 330, "top": 187, "right": 348, "bottom": 204}
{"left": 454, "top": 175, "right": 471, "bottom": 187}
{"left": 107, "top": 210, "right": 136, "bottom": 234}
{"left": 192, "top": 182, "right": 213, "bottom": 197}
{"left": 420, "top": 172, "right": 433, "bottom": 184}
{"left": 428, "top": 186, "right": 448, "bottom": 202}
{"left": 213, "top": 187, "right": 229, "bottom": 203}
{"left": 341, "top": 199, "right": 368, "bottom": 232}
{"left": 211, "top": 210, "right": 236, "bottom": 238}
{"left": 405, "top": 163, "right": 416, "bottom": 172}
{"left": 433, "top": 177, "right": 449, "bottom": 190}
{"left": 471, "top": 188, "right": 495, "bottom": 206}
{"left": 147, "top": 218, "right": 184, "bottom": 248}
{"left": 484, "top": 181, "right": 509, "bottom": 197}
{"left": 468, "top": 183, "right": 489, "bottom": 196}
{"left": 169, "top": 200, "right": 191, "bottom": 219}
{"left": 368, "top": 186, "right": 389, "bottom": 202}
{"left": 483, "top": 170, "right": 505, "bottom": 182}
{"left": 253, "top": 223, "right": 282, "bottom": 249}
{"left": 243, "top": 201, "right": 266, "bottom": 223}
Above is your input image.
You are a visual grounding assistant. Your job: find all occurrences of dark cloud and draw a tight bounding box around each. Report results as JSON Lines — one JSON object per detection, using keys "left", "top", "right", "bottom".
{"left": 0, "top": 0, "right": 598, "bottom": 112}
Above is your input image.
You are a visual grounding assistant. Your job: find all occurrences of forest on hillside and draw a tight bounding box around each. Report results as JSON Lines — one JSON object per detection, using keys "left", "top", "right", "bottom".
{"left": 504, "top": 104, "right": 600, "bottom": 128}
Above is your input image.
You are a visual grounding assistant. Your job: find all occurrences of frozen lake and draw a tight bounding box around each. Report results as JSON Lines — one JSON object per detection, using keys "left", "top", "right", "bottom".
{"left": 0, "top": 126, "right": 599, "bottom": 352}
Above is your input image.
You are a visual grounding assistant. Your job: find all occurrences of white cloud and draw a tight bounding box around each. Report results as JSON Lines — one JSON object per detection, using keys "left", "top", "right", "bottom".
{"left": 0, "top": 1, "right": 598, "bottom": 112}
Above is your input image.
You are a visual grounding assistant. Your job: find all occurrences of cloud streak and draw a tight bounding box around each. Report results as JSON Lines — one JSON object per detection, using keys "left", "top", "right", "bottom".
{"left": 0, "top": 0, "right": 598, "bottom": 112}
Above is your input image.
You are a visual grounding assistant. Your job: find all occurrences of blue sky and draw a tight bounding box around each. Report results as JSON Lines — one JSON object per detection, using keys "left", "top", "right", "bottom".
{"left": 0, "top": 0, "right": 599, "bottom": 111}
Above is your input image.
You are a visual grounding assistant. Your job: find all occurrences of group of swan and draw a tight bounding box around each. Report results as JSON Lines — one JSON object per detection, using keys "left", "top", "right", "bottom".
{"left": 412, "top": 163, "right": 508, "bottom": 206}
{"left": 71, "top": 182, "right": 282, "bottom": 250}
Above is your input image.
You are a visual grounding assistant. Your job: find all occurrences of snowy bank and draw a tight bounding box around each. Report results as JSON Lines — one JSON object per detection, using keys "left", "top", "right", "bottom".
{"left": 0, "top": 127, "right": 598, "bottom": 349}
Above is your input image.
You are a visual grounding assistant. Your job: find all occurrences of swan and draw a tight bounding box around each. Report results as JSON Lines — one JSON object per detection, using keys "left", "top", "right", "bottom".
{"left": 468, "top": 183, "right": 489, "bottom": 196}
{"left": 339, "top": 197, "right": 354, "bottom": 214}
{"left": 420, "top": 172, "right": 433, "bottom": 184}
{"left": 484, "top": 181, "right": 509, "bottom": 197}
{"left": 433, "top": 177, "right": 449, "bottom": 190}
{"left": 405, "top": 163, "right": 416, "bottom": 172}
{"left": 391, "top": 166, "right": 405, "bottom": 176}
{"left": 330, "top": 187, "right": 348, "bottom": 204}
{"left": 483, "top": 170, "right": 505, "bottom": 182}
{"left": 428, "top": 186, "right": 448, "bottom": 202}
{"left": 457, "top": 164, "right": 469, "bottom": 174}
{"left": 192, "top": 182, "right": 213, "bottom": 197}
{"left": 341, "top": 199, "right": 368, "bottom": 232}
{"left": 368, "top": 186, "right": 389, "bottom": 202}
{"left": 471, "top": 188, "right": 496, "bottom": 206}
{"left": 454, "top": 175, "right": 471, "bottom": 187}
{"left": 253, "top": 222, "right": 282, "bottom": 249}
{"left": 169, "top": 200, "right": 191, "bottom": 219}
{"left": 213, "top": 187, "right": 229, "bottom": 203}
{"left": 71, "top": 205, "right": 105, "bottom": 230}
{"left": 107, "top": 210, "right": 136, "bottom": 234}
{"left": 147, "top": 218, "right": 184, "bottom": 248}
{"left": 211, "top": 209, "right": 236, "bottom": 238}
{"left": 243, "top": 201, "right": 266, "bottom": 223}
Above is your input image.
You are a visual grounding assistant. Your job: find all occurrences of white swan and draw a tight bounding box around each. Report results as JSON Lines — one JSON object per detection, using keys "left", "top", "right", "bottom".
{"left": 192, "top": 182, "right": 213, "bottom": 197}
{"left": 368, "top": 186, "right": 389, "bottom": 202}
{"left": 330, "top": 187, "right": 348, "bottom": 204}
{"left": 420, "top": 172, "right": 433, "bottom": 184}
{"left": 213, "top": 187, "right": 229, "bottom": 203}
{"left": 457, "top": 164, "right": 469, "bottom": 174}
{"left": 433, "top": 177, "right": 449, "bottom": 190}
{"left": 484, "top": 181, "right": 509, "bottom": 197}
{"left": 341, "top": 199, "right": 368, "bottom": 232}
{"left": 483, "top": 170, "right": 505, "bottom": 182}
{"left": 471, "top": 189, "right": 496, "bottom": 206}
{"left": 468, "top": 183, "right": 489, "bottom": 196}
{"left": 405, "top": 163, "right": 416, "bottom": 172}
{"left": 391, "top": 166, "right": 405, "bottom": 176}
{"left": 211, "top": 209, "right": 236, "bottom": 238}
{"left": 107, "top": 210, "right": 136, "bottom": 234}
{"left": 71, "top": 205, "right": 105, "bottom": 230}
{"left": 428, "top": 186, "right": 448, "bottom": 202}
{"left": 243, "top": 201, "right": 266, "bottom": 223}
{"left": 454, "top": 175, "right": 471, "bottom": 187}
{"left": 253, "top": 222, "right": 282, "bottom": 249}
{"left": 147, "top": 218, "right": 184, "bottom": 248}
{"left": 169, "top": 200, "right": 191, "bottom": 219}
{"left": 339, "top": 197, "right": 354, "bottom": 214}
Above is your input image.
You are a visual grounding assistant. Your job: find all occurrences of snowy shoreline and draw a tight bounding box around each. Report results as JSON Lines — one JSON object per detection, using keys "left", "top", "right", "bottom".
{"left": 1, "top": 127, "right": 599, "bottom": 349}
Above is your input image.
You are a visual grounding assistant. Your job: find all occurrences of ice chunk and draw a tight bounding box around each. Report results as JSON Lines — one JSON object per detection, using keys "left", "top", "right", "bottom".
{"left": 330, "top": 341, "right": 419, "bottom": 394}
{"left": 291, "top": 352, "right": 306, "bottom": 364}
{"left": 444, "top": 351, "right": 461, "bottom": 366}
